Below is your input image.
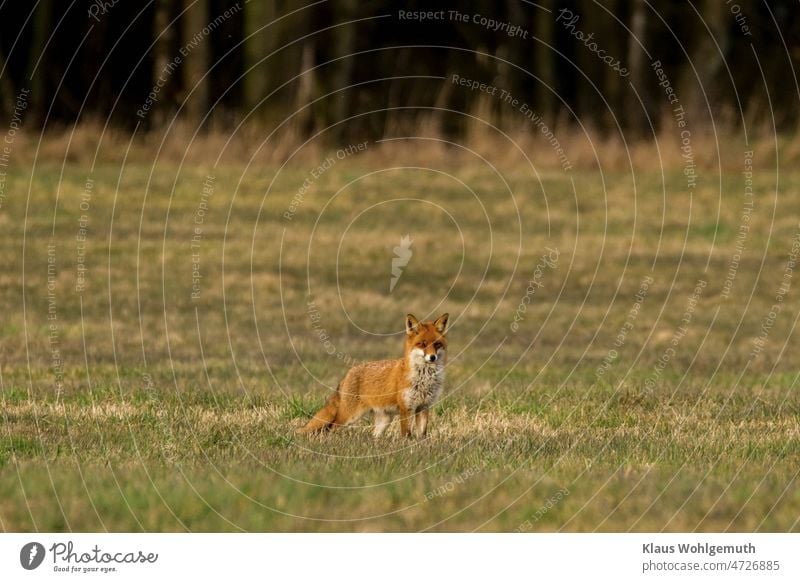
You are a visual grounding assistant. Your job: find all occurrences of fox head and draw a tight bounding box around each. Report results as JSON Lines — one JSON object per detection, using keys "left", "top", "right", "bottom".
{"left": 405, "top": 313, "right": 449, "bottom": 366}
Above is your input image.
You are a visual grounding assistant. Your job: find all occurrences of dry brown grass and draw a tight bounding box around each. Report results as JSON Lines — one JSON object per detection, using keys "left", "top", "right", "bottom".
{"left": 10, "top": 119, "right": 793, "bottom": 173}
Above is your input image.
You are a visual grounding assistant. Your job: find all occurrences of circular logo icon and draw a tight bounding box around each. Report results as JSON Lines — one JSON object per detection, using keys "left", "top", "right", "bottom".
{"left": 19, "top": 542, "right": 45, "bottom": 570}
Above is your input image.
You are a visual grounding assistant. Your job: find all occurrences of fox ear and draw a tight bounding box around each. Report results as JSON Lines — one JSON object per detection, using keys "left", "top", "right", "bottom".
{"left": 405, "top": 314, "right": 420, "bottom": 335}
{"left": 434, "top": 313, "right": 449, "bottom": 334}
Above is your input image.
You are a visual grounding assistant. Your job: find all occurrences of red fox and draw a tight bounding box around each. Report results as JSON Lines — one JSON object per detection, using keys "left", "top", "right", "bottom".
{"left": 299, "top": 313, "right": 449, "bottom": 437}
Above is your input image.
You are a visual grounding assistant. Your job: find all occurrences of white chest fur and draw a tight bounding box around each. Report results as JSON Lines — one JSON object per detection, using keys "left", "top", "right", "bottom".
{"left": 403, "top": 359, "right": 445, "bottom": 411}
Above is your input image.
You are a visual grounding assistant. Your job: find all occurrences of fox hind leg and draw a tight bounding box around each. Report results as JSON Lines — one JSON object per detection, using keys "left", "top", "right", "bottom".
{"left": 373, "top": 409, "right": 391, "bottom": 437}
{"left": 332, "top": 398, "right": 368, "bottom": 429}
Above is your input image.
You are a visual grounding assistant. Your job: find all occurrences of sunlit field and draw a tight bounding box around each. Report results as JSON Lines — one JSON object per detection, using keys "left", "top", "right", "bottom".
{"left": 1, "top": 135, "right": 799, "bottom": 531}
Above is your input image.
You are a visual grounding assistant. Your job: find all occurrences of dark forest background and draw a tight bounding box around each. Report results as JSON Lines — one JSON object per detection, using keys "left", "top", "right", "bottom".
{"left": 0, "top": 0, "right": 798, "bottom": 141}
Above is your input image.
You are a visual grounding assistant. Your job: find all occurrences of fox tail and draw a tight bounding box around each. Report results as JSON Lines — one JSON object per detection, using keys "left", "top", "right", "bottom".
{"left": 298, "top": 390, "right": 340, "bottom": 433}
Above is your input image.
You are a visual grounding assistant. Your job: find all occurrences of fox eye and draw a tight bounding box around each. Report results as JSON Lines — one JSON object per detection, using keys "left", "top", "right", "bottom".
{"left": 434, "top": 342, "right": 443, "bottom": 350}
{"left": 418, "top": 341, "right": 427, "bottom": 348}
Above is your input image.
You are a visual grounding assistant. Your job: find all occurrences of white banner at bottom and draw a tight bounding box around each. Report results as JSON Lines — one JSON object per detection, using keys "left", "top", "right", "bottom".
{"left": 1, "top": 533, "right": 797, "bottom": 581}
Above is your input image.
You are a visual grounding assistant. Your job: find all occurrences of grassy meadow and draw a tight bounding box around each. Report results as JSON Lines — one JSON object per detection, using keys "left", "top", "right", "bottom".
{"left": 1, "top": 132, "right": 799, "bottom": 531}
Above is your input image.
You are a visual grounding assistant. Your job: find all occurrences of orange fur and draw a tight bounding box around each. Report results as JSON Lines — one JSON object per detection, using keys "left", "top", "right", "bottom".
{"left": 299, "top": 313, "right": 449, "bottom": 438}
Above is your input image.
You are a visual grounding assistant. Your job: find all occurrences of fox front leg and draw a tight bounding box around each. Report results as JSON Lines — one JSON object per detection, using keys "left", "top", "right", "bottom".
{"left": 414, "top": 408, "right": 429, "bottom": 438}
{"left": 398, "top": 404, "right": 413, "bottom": 438}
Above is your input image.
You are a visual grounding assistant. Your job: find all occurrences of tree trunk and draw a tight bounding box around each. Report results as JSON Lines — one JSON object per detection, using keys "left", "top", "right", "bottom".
{"left": 682, "top": 1, "right": 727, "bottom": 125}
{"left": 329, "top": 0, "right": 356, "bottom": 138}
{"left": 243, "top": 0, "right": 278, "bottom": 118}
{"left": 626, "top": 0, "right": 652, "bottom": 138}
{"left": 534, "top": 0, "right": 556, "bottom": 120}
{"left": 575, "top": 0, "right": 605, "bottom": 131}
{"left": 600, "top": 0, "right": 624, "bottom": 134}
{"left": 294, "top": 40, "right": 316, "bottom": 136}
{"left": 0, "top": 39, "right": 16, "bottom": 119}
{"left": 151, "top": 0, "right": 175, "bottom": 126}
{"left": 26, "top": 0, "right": 52, "bottom": 126}
{"left": 181, "top": 0, "right": 209, "bottom": 125}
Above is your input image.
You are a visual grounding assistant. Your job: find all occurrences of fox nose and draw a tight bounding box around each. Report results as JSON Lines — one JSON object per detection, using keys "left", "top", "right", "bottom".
{"left": 425, "top": 354, "right": 437, "bottom": 362}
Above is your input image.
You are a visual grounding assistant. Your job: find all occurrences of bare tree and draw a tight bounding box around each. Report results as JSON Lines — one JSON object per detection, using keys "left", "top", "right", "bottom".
{"left": 534, "top": 0, "right": 556, "bottom": 119}
{"left": 243, "top": 0, "right": 278, "bottom": 118}
{"left": 0, "top": 38, "right": 16, "bottom": 118}
{"left": 681, "top": 1, "right": 728, "bottom": 125}
{"left": 600, "top": 0, "right": 626, "bottom": 134}
{"left": 626, "top": 0, "right": 653, "bottom": 137}
{"left": 574, "top": 0, "right": 605, "bottom": 129}
{"left": 295, "top": 40, "right": 316, "bottom": 135}
{"left": 329, "top": 0, "right": 356, "bottom": 138}
{"left": 181, "top": 0, "right": 209, "bottom": 125}
{"left": 26, "top": 0, "right": 52, "bottom": 125}
{"left": 151, "top": 0, "right": 175, "bottom": 126}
